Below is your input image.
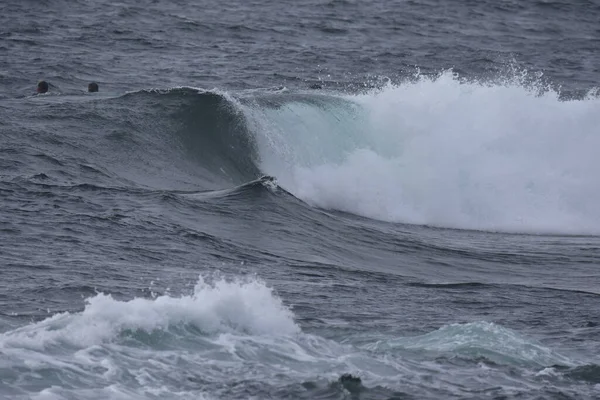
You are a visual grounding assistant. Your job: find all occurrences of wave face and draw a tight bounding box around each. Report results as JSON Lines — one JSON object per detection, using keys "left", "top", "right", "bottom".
{"left": 239, "top": 72, "right": 600, "bottom": 235}
{"left": 92, "top": 88, "right": 262, "bottom": 190}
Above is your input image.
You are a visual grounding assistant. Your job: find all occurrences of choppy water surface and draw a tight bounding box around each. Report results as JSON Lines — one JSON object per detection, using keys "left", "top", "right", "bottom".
{"left": 1, "top": 0, "right": 600, "bottom": 399}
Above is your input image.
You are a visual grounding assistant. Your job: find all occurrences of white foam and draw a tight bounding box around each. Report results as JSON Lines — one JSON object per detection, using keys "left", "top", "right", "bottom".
{"left": 0, "top": 275, "right": 299, "bottom": 350}
{"left": 249, "top": 71, "right": 600, "bottom": 234}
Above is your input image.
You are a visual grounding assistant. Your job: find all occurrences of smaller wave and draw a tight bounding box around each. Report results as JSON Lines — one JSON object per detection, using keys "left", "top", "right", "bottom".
{"left": 0, "top": 291, "right": 591, "bottom": 399}
{"left": 0, "top": 275, "right": 299, "bottom": 351}
{"left": 183, "top": 175, "right": 280, "bottom": 201}
{"left": 364, "top": 321, "right": 573, "bottom": 368}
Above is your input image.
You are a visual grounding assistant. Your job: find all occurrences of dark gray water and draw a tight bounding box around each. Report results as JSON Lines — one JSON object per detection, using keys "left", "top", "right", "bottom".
{"left": 1, "top": 0, "right": 600, "bottom": 399}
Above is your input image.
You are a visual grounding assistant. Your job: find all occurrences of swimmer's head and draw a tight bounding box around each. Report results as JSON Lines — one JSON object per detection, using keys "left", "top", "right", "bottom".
{"left": 37, "top": 81, "right": 49, "bottom": 94}
{"left": 88, "top": 82, "right": 99, "bottom": 92}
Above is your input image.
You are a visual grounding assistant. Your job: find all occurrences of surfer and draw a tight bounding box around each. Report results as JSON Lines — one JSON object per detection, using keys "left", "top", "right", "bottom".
{"left": 36, "top": 81, "right": 49, "bottom": 94}
{"left": 88, "top": 82, "right": 99, "bottom": 92}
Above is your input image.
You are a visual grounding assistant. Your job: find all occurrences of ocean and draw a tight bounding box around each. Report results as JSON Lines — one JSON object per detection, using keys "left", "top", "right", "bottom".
{"left": 1, "top": 0, "right": 600, "bottom": 399}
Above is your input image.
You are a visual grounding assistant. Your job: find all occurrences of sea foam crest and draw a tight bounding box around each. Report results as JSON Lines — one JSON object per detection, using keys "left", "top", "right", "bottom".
{"left": 0, "top": 275, "right": 299, "bottom": 350}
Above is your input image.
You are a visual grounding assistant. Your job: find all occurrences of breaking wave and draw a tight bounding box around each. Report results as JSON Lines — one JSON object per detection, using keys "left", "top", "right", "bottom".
{"left": 241, "top": 72, "right": 600, "bottom": 235}
{"left": 48, "top": 73, "right": 600, "bottom": 234}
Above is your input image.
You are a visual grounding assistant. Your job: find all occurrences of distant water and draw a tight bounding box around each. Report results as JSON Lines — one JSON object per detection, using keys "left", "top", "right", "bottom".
{"left": 1, "top": 0, "right": 600, "bottom": 399}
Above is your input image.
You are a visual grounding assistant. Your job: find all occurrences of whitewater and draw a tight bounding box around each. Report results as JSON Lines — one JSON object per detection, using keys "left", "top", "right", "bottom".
{"left": 243, "top": 71, "right": 600, "bottom": 235}
{"left": 3, "top": 274, "right": 596, "bottom": 400}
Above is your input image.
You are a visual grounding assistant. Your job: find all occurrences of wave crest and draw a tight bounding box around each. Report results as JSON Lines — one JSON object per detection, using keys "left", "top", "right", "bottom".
{"left": 0, "top": 275, "right": 299, "bottom": 350}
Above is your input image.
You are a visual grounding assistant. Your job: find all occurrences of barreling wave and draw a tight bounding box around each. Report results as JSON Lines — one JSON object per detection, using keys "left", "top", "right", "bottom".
{"left": 94, "top": 74, "right": 600, "bottom": 235}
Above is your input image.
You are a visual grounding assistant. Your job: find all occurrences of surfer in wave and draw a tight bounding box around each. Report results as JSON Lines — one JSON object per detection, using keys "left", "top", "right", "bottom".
{"left": 36, "top": 81, "right": 48, "bottom": 94}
